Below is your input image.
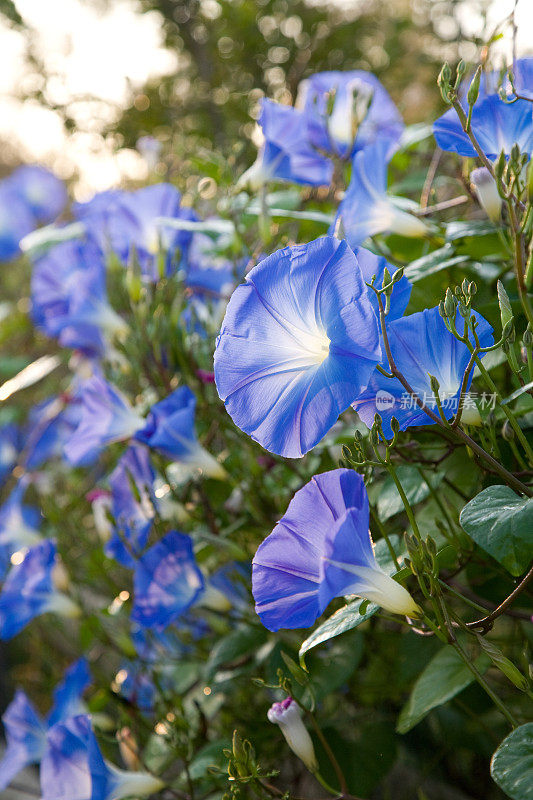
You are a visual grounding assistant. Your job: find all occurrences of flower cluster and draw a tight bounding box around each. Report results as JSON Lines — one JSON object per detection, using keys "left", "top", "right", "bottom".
{"left": 1, "top": 52, "right": 532, "bottom": 800}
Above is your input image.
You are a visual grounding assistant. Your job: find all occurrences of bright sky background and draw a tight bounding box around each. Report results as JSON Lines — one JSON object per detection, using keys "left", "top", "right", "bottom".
{"left": 0, "top": 0, "right": 531, "bottom": 196}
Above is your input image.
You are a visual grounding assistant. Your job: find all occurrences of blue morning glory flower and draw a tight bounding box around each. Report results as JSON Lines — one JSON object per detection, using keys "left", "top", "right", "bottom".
{"left": 353, "top": 245, "right": 411, "bottom": 321}
{"left": 115, "top": 661, "right": 156, "bottom": 712}
{"left": 105, "top": 445, "right": 157, "bottom": 567}
{"left": 75, "top": 184, "right": 198, "bottom": 278}
{"left": 41, "top": 714, "right": 164, "bottom": 800}
{"left": 23, "top": 393, "right": 99, "bottom": 470}
{"left": 136, "top": 135, "right": 162, "bottom": 170}
{"left": 5, "top": 165, "right": 67, "bottom": 224}
{"left": 511, "top": 57, "right": 533, "bottom": 101}
{"left": 135, "top": 385, "right": 225, "bottom": 477}
{"left": 0, "top": 659, "right": 90, "bottom": 791}
{"left": 31, "top": 240, "right": 127, "bottom": 359}
{"left": 214, "top": 236, "right": 382, "bottom": 458}
{"left": 334, "top": 139, "right": 428, "bottom": 248}
{"left": 0, "top": 423, "right": 20, "bottom": 485}
{"left": 353, "top": 307, "right": 494, "bottom": 437}
{"left": 238, "top": 99, "right": 333, "bottom": 190}
{"left": 252, "top": 468, "right": 419, "bottom": 631}
{"left": 0, "top": 479, "right": 41, "bottom": 577}
{"left": 131, "top": 531, "right": 205, "bottom": 629}
{"left": 433, "top": 94, "right": 533, "bottom": 158}
{"left": 0, "top": 540, "right": 79, "bottom": 639}
{"left": 0, "top": 690, "right": 47, "bottom": 791}
{"left": 46, "top": 658, "right": 91, "bottom": 728}
{"left": 298, "top": 70, "right": 404, "bottom": 158}
{"left": 64, "top": 374, "right": 144, "bottom": 466}
{"left": 0, "top": 184, "right": 36, "bottom": 261}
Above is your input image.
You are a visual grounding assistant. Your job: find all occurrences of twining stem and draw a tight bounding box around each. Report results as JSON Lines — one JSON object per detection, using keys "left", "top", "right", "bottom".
{"left": 374, "top": 292, "right": 533, "bottom": 496}
{"left": 466, "top": 563, "right": 533, "bottom": 632}
{"left": 307, "top": 712, "right": 351, "bottom": 798}
{"left": 435, "top": 593, "right": 519, "bottom": 728}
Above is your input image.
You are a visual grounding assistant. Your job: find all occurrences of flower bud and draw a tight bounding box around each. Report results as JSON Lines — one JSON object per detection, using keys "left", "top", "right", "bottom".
{"left": 267, "top": 698, "right": 318, "bottom": 772}
{"left": 467, "top": 66, "right": 482, "bottom": 107}
{"left": 444, "top": 288, "right": 456, "bottom": 318}
{"left": 471, "top": 167, "right": 502, "bottom": 223}
{"left": 117, "top": 727, "right": 141, "bottom": 771}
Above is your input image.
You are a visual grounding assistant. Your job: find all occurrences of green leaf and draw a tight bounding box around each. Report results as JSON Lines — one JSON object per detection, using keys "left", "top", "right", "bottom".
{"left": 188, "top": 740, "right": 231, "bottom": 780}
{"left": 299, "top": 537, "right": 403, "bottom": 659}
{"left": 445, "top": 220, "right": 498, "bottom": 240}
{"left": 476, "top": 636, "right": 529, "bottom": 691}
{"left": 376, "top": 466, "right": 444, "bottom": 521}
{"left": 491, "top": 724, "right": 533, "bottom": 800}
{"left": 281, "top": 651, "right": 310, "bottom": 685}
{"left": 205, "top": 625, "right": 267, "bottom": 678}
{"left": 299, "top": 598, "right": 378, "bottom": 660}
{"left": 404, "top": 245, "right": 465, "bottom": 282}
{"left": 459, "top": 485, "right": 533, "bottom": 576}
{"left": 396, "top": 645, "right": 490, "bottom": 734}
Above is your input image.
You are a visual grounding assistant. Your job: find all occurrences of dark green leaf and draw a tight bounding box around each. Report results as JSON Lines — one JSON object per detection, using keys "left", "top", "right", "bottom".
{"left": 491, "top": 724, "right": 533, "bottom": 800}
{"left": 205, "top": 625, "right": 267, "bottom": 678}
{"left": 459, "top": 485, "right": 533, "bottom": 576}
{"left": 376, "top": 466, "right": 444, "bottom": 521}
{"left": 396, "top": 645, "right": 490, "bottom": 733}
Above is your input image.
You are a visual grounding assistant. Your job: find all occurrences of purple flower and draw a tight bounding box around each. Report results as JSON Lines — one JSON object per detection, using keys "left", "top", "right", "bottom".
{"left": 131, "top": 531, "right": 205, "bottom": 630}
{"left": 434, "top": 95, "right": 533, "bottom": 158}
{"left": 0, "top": 184, "right": 36, "bottom": 261}
{"left": 252, "top": 469, "right": 418, "bottom": 631}
{"left": 64, "top": 374, "right": 144, "bottom": 466}
{"left": 298, "top": 70, "right": 404, "bottom": 158}
{"left": 0, "top": 423, "right": 21, "bottom": 485}
{"left": 353, "top": 307, "right": 494, "bottom": 437}
{"left": 31, "top": 240, "right": 127, "bottom": 359}
{"left": 353, "top": 245, "right": 411, "bottom": 321}
{"left": 135, "top": 385, "right": 225, "bottom": 477}
{"left": 5, "top": 165, "right": 67, "bottom": 224}
{"left": 105, "top": 445, "right": 157, "bottom": 567}
{"left": 41, "top": 714, "right": 164, "bottom": 800}
{"left": 0, "top": 539, "right": 79, "bottom": 640}
{"left": 75, "top": 184, "right": 198, "bottom": 278}
{"left": 334, "top": 140, "right": 428, "bottom": 248}
{"left": 0, "top": 659, "right": 90, "bottom": 791}
{"left": 214, "top": 236, "right": 382, "bottom": 457}
{"left": 0, "top": 479, "right": 41, "bottom": 577}
{"left": 238, "top": 99, "right": 333, "bottom": 190}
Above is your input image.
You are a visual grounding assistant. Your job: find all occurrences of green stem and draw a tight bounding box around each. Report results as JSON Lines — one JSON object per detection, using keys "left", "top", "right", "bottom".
{"left": 452, "top": 639, "right": 518, "bottom": 729}
{"left": 370, "top": 506, "right": 400, "bottom": 571}
{"left": 385, "top": 464, "right": 423, "bottom": 544}
{"left": 474, "top": 356, "right": 533, "bottom": 467}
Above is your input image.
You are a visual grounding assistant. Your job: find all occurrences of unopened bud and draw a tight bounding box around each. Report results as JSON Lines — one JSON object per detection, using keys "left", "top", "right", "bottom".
{"left": 267, "top": 698, "right": 318, "bottom": 773}
{"left": 467, "top": 66, "right": 482, "bottom": 106}
{"left": 444, "top": 288, "right": 457, "bottom": 317}
{"left": 117, "top": 727, "right": 141, "bottom": 771}
{"left": 497, "top": 280, "right": 514, "bottom": 329}
{"left": 494, "top": 151, "right": 507, "bottom": 189}
{"left": 438, "top": 62, "right": 453, "bottom": 103}
{"left": 471, "top": 168, "right": 502, "bottom": 223}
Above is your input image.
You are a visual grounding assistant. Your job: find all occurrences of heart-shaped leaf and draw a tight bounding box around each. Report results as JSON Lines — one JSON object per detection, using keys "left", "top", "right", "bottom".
{"left": 459, "top": 486, "right": 533, "bottom": 576}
